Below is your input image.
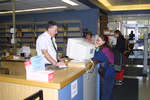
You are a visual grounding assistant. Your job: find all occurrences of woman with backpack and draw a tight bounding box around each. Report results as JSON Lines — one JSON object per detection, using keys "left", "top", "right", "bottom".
{"left": 114, "top": 30, "right": 126, "bottom": 85}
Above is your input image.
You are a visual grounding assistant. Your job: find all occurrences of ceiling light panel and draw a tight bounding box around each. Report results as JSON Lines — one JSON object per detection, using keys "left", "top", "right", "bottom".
{"left": 98, "top": 0, "right": 150, "bottom": 11}
{"left": 0, "top": 0, "right": 89, "bottom": 15}
{"left": 0, "top": 6, "right": 67, "bottom": 14}
{"left": 61, "top": 0, "right": 78, "bottom": 6}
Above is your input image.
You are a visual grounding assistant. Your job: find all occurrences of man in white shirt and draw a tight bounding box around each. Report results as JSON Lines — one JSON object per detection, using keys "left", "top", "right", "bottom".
{"left": 36, "top": 21, "right": 65, "bottom": 66}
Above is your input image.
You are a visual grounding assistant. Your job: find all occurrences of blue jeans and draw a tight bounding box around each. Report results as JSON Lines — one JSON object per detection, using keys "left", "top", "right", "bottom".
{"left": 101, "top": 66, "right": 115, "bottom": 100}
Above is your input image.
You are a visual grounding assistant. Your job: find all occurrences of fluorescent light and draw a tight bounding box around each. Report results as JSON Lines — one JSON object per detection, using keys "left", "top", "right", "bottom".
{"left": 98, "top": 0, "right": 150, "bottom": 11}
{"left": 0, "top": 6, "right": 67, "bottom": 14}
{"left": 98, "top": 0, "right": 111, "bottom": 7}
{"left": 109, "top": 4, "right": 150, "bottom": 11}
{"left": 62, "top": 0, "right": 78, "bottom": 6}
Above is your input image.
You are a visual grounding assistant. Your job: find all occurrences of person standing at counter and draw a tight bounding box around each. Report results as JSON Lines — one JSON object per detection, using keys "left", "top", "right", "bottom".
{"left": 36, "top": 21, "right": 65, "bottom": 66}
{"left": 83, "top": 29, "right": 95, "bottom": 44}
{"left": 92, "top": 34, "right": 115, "bottom": 100}
{"left": 114, "top": 30, "right": 126, "bottom": 85}
{"left": 85, "top": 31, "right": 94, "bottom": 44}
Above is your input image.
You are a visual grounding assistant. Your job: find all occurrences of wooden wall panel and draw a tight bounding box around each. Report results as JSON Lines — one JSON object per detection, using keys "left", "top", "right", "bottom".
{"left": 1, "top": 62, "right": 26, "bottom": 75}
{"left": 0, "top": 81, "right": 58, "bottom": 100}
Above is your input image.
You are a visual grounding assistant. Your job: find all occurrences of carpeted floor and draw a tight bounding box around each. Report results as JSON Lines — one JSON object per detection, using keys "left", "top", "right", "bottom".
{"left": 113, "top": 78, "right": 138, "bottom": 100}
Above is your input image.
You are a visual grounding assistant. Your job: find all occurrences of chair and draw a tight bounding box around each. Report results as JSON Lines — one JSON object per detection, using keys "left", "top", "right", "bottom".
{"left": 24, "top": 90, "right": 43, "bottom": 100}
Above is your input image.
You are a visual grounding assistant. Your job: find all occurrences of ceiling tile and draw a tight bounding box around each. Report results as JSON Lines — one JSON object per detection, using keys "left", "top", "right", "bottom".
{"left": 0, "top": 0, "right": 89, "bottom": 12}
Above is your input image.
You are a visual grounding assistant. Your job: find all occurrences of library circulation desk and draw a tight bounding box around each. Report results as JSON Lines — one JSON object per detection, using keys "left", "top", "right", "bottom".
{"left": 0, "top": 59, "right": 97, "bottom": 100}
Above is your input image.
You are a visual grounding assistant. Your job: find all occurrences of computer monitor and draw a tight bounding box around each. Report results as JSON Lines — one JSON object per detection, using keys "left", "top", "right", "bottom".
{"left": 67, "top": 38, "right": 95, "bottom": 61}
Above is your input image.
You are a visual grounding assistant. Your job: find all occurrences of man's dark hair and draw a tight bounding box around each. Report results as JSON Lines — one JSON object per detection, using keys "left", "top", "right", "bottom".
{"left": 46, "top": 21, "right": 57, "bottom": 30}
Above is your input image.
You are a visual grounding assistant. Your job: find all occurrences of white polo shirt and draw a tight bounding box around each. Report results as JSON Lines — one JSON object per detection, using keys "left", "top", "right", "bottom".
{"left": 36, "top": 31, "right": 57, "bottom": 64}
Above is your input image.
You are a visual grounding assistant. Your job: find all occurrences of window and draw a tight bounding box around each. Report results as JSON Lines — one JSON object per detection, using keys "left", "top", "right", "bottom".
{"left": 127, "top": 20, "right": 136, "bottom": 24}
{"left": 137, "top": 20, "right": 148, "bottom": 25}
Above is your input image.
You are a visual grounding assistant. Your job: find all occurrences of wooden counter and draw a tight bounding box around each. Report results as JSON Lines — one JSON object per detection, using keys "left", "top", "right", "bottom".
{"left": 0, "top": 60, "right": 95, "bottom": 100}
{"left": 0, "top": 56, "right": 25, "bottom": 62}
{"left": 0, "top": 60, "right": 93, "bottom": 90}
{"left": 0, "top": 67, "right": 88, "bottom": 90}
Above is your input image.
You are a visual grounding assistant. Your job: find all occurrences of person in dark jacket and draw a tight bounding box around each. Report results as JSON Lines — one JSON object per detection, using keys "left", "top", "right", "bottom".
{"left": 92, "top": 34, "right": 115, "bottom": 100}
{"left": 114, "top": 30, "right": 126, "bottom": 54}
{"left": 129, "top": 30, "right": 135, "bottom": 40}
{"left": 114, "top": 30, "right": 126, "bottom": 85}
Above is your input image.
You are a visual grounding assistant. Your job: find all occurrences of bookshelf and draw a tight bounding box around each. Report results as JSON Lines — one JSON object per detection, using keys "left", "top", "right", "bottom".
{"left": 0, "top": 20, "right": 82, "bottom": 54}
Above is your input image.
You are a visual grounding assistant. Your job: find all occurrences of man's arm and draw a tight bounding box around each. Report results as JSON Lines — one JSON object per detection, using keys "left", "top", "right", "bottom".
{"left": 42, "top": 49, "right": 57, "bottom": 66}
{"left": 42, "top": 49, "right": 65, "bottom": 66}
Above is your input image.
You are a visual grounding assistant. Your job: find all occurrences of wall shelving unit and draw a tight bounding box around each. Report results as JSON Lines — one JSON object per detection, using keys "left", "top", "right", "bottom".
{"left": 0, "top": 20, "right": 82, "bottom": 54}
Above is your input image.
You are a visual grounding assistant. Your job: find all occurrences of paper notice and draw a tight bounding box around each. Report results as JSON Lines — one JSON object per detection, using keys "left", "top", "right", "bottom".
{"left": 71, "top": 80, "right": 78, "bottom": 99}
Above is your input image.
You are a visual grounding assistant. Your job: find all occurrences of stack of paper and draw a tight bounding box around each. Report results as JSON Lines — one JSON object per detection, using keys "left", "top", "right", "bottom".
{"left": 30, "top": 56, "right": 45, "bottom": 71}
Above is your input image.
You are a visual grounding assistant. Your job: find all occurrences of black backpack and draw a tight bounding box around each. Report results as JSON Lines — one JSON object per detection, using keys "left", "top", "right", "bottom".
{"left": 113, "top": 49, "right": 126, "bottom": 71}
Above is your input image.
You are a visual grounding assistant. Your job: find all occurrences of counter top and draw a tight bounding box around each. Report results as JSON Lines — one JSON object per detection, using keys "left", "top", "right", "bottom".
{"left": 0, "top": 57, "right": 25, "bottom": 62}
{"left": 0, "top": 62, "right": 94, "bottom": 90}
{"left": 0, "top": 59, "right": 25, "bottom": 62}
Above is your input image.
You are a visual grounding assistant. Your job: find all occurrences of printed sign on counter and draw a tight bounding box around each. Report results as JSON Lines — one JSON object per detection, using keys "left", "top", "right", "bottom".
{"left": 71, "top": 79, "right": 78, "bottom": 99}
